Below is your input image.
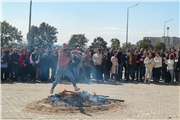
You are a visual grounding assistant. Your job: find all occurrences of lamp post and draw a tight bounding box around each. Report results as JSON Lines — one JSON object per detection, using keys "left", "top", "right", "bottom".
{"left": 28, "top": 0, "right": 32, "bottom": 45}
{"left": 167, "top": 27, "right": 170, "bottom": 36}
{"left": 126, "top": 3, "right": 139, "bottom": 45}
{"left": 164, "top": 19, "right": 173, "bottom": 37}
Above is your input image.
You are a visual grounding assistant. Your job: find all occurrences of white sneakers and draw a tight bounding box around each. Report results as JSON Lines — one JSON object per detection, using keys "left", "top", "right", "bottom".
{"left": 74, "top": 87, "right": 80, "bottom": 91}
{"left": 50, "top": 87, "right": 80, "bottom": 94}
{"left": 50, "top": 88, "right": 54, "bottom": 94}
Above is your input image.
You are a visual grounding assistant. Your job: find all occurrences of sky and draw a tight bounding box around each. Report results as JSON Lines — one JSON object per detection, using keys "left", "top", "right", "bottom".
{"left": 1, "top": 0, "right": 179, "bottom": 46}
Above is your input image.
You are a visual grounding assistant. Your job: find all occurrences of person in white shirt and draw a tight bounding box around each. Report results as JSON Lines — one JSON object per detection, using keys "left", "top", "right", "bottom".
{"left": 29, "top": 48, "right": 40, "bottom": 80}
{"left": 111, "top": 53, "right": 119, "bottom": 81}
{"left": 93, "top": 49, "right": 102, "bottom": 81}
{"left": 153, "top": 52, "right": 162, "bottom": 82}
{"left": 165, "top": 54, "right": 174, "bottom": 84}
{"left": 144, "top": 53, "right": 154, "bottom": 83}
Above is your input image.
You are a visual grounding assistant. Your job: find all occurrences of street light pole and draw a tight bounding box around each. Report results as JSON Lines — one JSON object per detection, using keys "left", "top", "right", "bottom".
{"left": 167, "top": 27, "right": 170, "bottom": 36}
{"left": 28, "top": 0, "right": 32, "bottom": 45}
{"left": 164, "top": 19, "right": 173, "bottom": 37}
{"left": 126, "top": 3, "right": 139, "bottom": 45}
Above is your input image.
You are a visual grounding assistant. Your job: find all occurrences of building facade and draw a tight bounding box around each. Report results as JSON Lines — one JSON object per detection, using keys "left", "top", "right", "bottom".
{"left": 143, "top": 36, "right": 180, "bottom": 48}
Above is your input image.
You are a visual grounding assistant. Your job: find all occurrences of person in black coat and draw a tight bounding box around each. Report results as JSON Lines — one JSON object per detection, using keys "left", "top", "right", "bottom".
{"left": 50, "top": 47, "right": 59, "bottom": 81}
{"left": 39, "top": 50, "right": 51, "bottom": 81}
{"left": 10, "top": 48, "right": 19, "bottom": 81}
{"left": 103, "top": 51, "right": 111, "bottom": 81}
{"left": 117, "top": 48, "right": 124, "bottom": 80}
{"left": 160, "top": 50, "right": 166, "bottom": 81}
{"left": 134, "top": 50, "right": 141, "bottom": 81}
{"left": 174, "top": 54, "right": 180, "bottom": 84}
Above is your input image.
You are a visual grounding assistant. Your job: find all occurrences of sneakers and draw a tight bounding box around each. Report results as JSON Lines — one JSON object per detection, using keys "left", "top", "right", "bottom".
{"left": 50, "top": 88, "right": 54, "bottom": 94}
{"left": 74, "top": 87, "right": 80, "bottom": 92}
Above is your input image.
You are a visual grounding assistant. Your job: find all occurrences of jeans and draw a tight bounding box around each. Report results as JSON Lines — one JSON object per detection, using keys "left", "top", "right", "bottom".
{"left": 41, "top": 65, "right": 49, "bottom": 80}
{"left": 20, "top": 66, "right": 28, "bottom": 80}
{"left": 134, "top": 66, "right": 139, "bottom": 80}
{"left": 144, "top": 67, "right": 153, "bottom": 82}
{"left": 124, "top": 66, "right": 127, "bottom": 80}
{"left": 118, "top": 64, "right": 123, "bottom": 79}
{"left": 51, "top": 66, "right": 76, "bottom": 90}
{"left": 51, "top": 64, "right": 57, "bottom": 80}
{"left": 73, "top": 67, "right": 81, "bottom": 79}
{"left": 154, "top": 67, "right": 161, "bottom": 82}
{"left": 127, "top": 65, "right": 135, "bottom": 80}
{"left": 11, "top": 64, "right": 19, "bottom": 79}
{"left": 30, "top": 65, "right": 37, "bottom": 80}
{"left": 1, "top": 68, "right": 8, "bottom": 80}
{"left": 95, "top": 65, "right": 102, "bottom": 80}
{"left": 112, "top": 74, "right": 118, "bottom": 80}
{"left": 168, "top": 70, "right": 174, "bottom": 83}
{"left": 85, "top": 66, "right": 92, "bottom": 80}
{"left": 104, "top": 67, "right": 109, "bottom": 81}
{"left": 140, "top": 66, "right": 145, "bottom": 81}
{"left": 175, "top": 72, "right": 179, "bottom": 82}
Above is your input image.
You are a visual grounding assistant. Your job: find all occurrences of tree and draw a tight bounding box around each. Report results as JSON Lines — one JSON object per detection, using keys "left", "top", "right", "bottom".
{"left": 27, "top": 22, "right": 58, "bottom": 46}
{"left": 1, "top": 21, "right": 23, "bottom": 46}
{"left": 91, "top": 37, "right": 107, "bottom": 52}
{"left": 110, "top": 38, "right": 120, "bottom": 50}
{"left": 122, "top": 42, "right": 131, "bottom": 53}
{"left": 67, "top": 34, "right": 89, "bottom": 48}
{"left": 134, "top": 39, "right": 153, "bottom": 50}
{"left": 27, "top": 25, "right": 39, "bottom": 45}
{"left": 154, "top": 43, "right": 166, "bottom": 51}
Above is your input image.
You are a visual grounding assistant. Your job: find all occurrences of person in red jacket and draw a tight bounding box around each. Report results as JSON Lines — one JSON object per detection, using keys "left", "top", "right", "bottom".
{"left": 20, "top": 48, "right": 29, "bottom": 81}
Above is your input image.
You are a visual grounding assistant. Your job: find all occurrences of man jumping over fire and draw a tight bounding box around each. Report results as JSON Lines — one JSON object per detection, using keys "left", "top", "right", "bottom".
{"left": 50, "top": 43, "right": 80, "bottom": 94}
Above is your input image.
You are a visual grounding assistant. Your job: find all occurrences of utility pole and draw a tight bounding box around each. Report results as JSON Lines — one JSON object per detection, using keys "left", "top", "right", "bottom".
{"left": 28, "top": 0, "right": 32, "bottom": 45}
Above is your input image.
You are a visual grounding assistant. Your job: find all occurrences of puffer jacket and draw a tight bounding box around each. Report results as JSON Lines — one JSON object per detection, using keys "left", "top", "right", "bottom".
{"left": 154, "top": 56, "right": 162, "bottom": 68}
{"left": 144, "top": 57, "right": 154, "bottom": 68}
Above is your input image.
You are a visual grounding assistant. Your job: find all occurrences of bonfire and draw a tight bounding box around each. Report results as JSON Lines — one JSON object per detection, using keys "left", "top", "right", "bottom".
{"left": 47, "top": 89, "right": 124, "bottom": 107}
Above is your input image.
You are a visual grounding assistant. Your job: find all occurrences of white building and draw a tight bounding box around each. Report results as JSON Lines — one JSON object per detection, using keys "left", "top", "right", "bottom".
{"left": 143, "top": 36, "right": 180, "bottom": 48}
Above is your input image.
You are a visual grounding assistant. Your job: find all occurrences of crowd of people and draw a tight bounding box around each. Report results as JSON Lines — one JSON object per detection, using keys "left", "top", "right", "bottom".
{"left": 1, "top": 44, "right": 180, "bottom": 85}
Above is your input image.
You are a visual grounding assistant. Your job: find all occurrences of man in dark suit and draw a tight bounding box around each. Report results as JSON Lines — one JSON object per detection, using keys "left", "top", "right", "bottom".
{"left": 134, "top": 50, "right": 141, "bottom": 81}
{"left": 126, "top": 49, "right": 136, "bottom": 81}
{"left": 117, "top": 48, "right": 124, "bottom": 80}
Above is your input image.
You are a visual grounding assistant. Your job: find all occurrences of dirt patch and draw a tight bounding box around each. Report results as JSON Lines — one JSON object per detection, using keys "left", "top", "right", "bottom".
{"left": 26, "top": 98, "right": 126, "bottom": 115}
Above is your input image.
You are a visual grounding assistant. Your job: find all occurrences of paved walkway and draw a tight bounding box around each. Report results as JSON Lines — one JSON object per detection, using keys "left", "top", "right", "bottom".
{"left": 1, "top": 80, "right": 180, "bottom": 120}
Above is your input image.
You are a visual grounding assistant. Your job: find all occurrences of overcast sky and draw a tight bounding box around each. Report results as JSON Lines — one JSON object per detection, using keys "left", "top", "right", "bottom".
{"left": 1, "top": 0, "right": 179, "bottom": 46}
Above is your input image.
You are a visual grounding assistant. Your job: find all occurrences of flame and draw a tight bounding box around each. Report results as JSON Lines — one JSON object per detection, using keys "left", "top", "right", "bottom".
{"left": 61, "top": 88, "right": 66, "bottom": 93}
{"left": 60, "top": 85, "right": 68, "bottom": 93}
{"left": 60, "top": 85, "right": 77, "bottom": 95}
{"left": 63, "top": 91, "right": 77, "bottom": 95}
